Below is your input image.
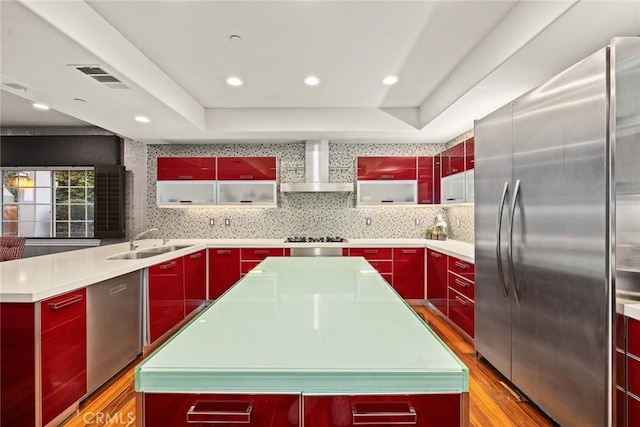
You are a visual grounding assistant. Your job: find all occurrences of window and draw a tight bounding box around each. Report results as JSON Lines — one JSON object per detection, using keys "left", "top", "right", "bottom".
{"left": 1, "top": 168, "right": 95, "bottom": 238}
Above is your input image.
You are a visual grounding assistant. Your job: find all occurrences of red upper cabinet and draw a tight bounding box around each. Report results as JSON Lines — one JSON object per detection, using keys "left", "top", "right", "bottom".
{"left": 464, "top": 137, "right": 474, "bottom": 171}
{"left": 441, "top": 144, "right": 465, "bottom": 177}
{"left": 357, "top": 157, "right": 417, "bottom": 180}
{"left": 157, "top": 157, "right": 216, "bottom": 180}
{"left": 433, "top": 154, "right": 442, "bottom": 204}
{"left": 418, "top": 156, "right": 434, "bottom": 204}
{"left": 217, "top": 157, "right": 277, "bottom": 181}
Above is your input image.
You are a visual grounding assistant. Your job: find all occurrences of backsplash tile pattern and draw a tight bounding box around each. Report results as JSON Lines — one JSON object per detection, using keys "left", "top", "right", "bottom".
{"left": 142, "top": 139, "right": 474, "bottom": 243}
{"left": 445, "top": 205, "right": 474, "bottom": 243}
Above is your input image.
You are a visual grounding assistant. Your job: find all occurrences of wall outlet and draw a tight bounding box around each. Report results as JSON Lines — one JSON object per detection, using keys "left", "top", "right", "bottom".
{"left": 209, "top": 218, "right": 215, "bottom": 226}
{"left": 415, "top": 218, "right": 423, "bottom": 225}
{"left": 224, "top": 218, "right": 231, "bottom": 226}
{"left": 365, "top": 217, "right": 372, "bottom": 226}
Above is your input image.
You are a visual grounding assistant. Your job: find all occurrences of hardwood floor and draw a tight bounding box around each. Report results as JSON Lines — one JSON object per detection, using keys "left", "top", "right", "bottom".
{"left": 62, "top": 304, "right": 555, "bottom": 427}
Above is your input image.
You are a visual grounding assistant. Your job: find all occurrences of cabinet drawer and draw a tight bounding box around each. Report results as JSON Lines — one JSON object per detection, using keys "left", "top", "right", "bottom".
{"left": 41, "top": 288, "right": 86, "bottom": 332}
{"left": 629, "top": 318, "right": 640, "bottom": 357}
{"left": 393, "top": 247, "right": 423, "bottom": 262}
{"left": 629, "top": 356, "right": 640, "bottom": 397}
{"left": 448, "top": 289, "right": 474, "bottom": 338}
{"left": 144, "top": 393, "right": 299, "bottom": 427}
{"left": 448, "top": 272, "right": 474, "bottom": 301}
{"left": 303, "top": 394, "right": 462, "bottom": 427}
{"left": 241, "top": 261, "right": 261, "bottom": 274}
{"left": 157, "top": 157, "right": 215, "bottom": 180}
{"left": 367, "top": 260, "right": 392, "bottom": 274}
{"left": 448, "top": 257, "right": 474, "bottom": 281}
{"left": 349, "top": 248, "right": 392, "bottom": 260}
{"left": 241, "top": 248, "right": 284, "bottom": 261}
{"left": 149, "top": 257, "right": 184, "bottom": 277}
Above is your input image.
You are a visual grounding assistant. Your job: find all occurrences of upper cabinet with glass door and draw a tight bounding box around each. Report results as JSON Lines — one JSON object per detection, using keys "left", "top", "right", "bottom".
{"left": 156, "top": 157, "right": 216, "bottom": 207}
{"left": 356, "top": 157, "right": 418, "bottom": 205}
{"left": 216, "top": 157, "right": 277, "bottom": 206}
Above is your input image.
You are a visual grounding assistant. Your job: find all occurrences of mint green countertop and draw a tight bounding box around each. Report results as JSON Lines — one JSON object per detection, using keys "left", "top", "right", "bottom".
{"left": 135, "top": 257, "right": 468, "bottom": 394}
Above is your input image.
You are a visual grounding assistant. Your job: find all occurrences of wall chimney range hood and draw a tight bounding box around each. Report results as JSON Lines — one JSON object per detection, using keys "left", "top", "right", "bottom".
{"left": 280, "top": 140, "right": 354, "bottom": 192}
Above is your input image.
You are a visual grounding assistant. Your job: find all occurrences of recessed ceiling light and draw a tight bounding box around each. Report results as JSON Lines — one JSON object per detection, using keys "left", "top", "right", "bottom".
{"left": 134, "top": 115, "right": 150, "bottom": 123}
{"left": 225, "top": 76, "right": 244, "bottom": 87}
{"left": 303, "top": 76, "right": 321, "bottom": 86}
{"left": 382, "top": 75, "right": 399, "bottom": 86}
{"left": 32, "top": 102, "right": 50, "bottom": 110}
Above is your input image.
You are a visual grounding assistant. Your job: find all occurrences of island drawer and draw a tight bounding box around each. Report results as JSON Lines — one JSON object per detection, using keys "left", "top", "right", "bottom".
{"left": 303, "top": 394, "right": 462, "bottom": 426}
{"left": 349, "top": 248, "right": 392, "bottom": 260}
{"left": 448, "top": 272, "right": 474, "bottom": 300}
{"left": 143, "top": 393, "right": 300, "bottom": 426}
{"left": 241, "top": 248, "right": 285, "bottom": 261}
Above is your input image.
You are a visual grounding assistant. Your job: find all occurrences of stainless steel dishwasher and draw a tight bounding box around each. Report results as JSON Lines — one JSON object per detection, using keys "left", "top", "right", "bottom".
{"left": 86, "top": 271, "right": 142, "bottom": 394}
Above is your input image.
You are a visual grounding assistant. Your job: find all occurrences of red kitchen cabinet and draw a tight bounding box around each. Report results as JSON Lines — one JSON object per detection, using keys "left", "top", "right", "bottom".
{"left": 349, "top": 247, "right": 393, "bottom": 260}
{"left": 426, "top": 249, "right": 447, "bottom": 313}
{"left": 357, "top": 157, "right": 417, "bottom": 180}
{"left": 629, "top": 394, "right": 640, "bottom": 427}
{"left": 148, "top": 257, "right": 185, "bottom": 344}
{"left": 418, "top": 156, "right": 435, "bottom": 204}
{"left": 433, "top": 154, "right": 442, "bottom": 204}
{"left": 303, "top": 394, "right": 462, "bottom": 427}
{"left": 143, "top": 393, "right": 299, "bottom": 427}
{"left": 441, "top": 144, "right": 465, "bottom": 177}
{"left": 209, "top": 248, "right": 241, "bottom": 299}
{"left": 392, "top": 248, "right": 425, "bottom": 299}
{"left": 241, "top": 248, "right": 285, "bottom": 261}
{"left": 629, "top": 318, "right": 640, "bottom": 356}
{"left": 447, "top": 288, "right": 474, "bottom": 338}
{"left": 448, "top": 256, "right": 475, "bottom": 282}
{"left": 184, "top": 249, "right": 206, "bottom": 316}
{"left": 217, "top": 157, "right": 277, "bottom": 180}
{"left": 448, "top": 272, "right": 474, "bottom": 301}
{"left": 465, "top": 137, "right": 474, "bottom": 170}
{"left": 157, "top": 157, "right": 215, "bottom": 180}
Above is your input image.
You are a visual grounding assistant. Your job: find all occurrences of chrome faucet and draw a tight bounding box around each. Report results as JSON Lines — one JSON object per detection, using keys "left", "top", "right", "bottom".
{"left": 130, "top": 228, "right": 159, "bottom": 251}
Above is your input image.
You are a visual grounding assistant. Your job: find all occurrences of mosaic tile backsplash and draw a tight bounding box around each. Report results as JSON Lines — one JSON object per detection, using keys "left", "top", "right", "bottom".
{"left": 134, "top": 138, "right": 475, "bottom": 244}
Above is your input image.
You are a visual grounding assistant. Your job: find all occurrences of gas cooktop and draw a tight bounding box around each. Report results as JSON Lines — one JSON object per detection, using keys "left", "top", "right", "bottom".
{"left": 285, "top": 237, "right": 347, "bottom": 243}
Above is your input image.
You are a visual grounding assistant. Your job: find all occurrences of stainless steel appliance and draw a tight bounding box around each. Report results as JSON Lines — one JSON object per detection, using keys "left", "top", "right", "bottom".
{"left": 86, "top": 271, "right": 142, "bottom": 394}
{"left": 287, "top": 237, "right": 347, "bottom": 257}
{"left": 474, "top": 37, "right": 640, "bottom": 427}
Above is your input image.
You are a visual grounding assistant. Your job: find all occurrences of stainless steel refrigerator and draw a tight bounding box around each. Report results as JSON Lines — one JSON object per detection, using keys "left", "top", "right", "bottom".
{"left": 474, "top": 37, "right": 640, "bottom": 427}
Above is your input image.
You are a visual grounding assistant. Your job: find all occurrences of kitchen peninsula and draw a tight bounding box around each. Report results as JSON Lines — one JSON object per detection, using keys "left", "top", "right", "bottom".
{"left": 135, "top": 256, "right": 469, "bottom": 426}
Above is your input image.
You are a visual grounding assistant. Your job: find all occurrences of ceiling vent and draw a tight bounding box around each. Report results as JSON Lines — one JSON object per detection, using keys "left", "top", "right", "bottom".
{"left": 73, "top": 65, "right": 129, "bottom": 90}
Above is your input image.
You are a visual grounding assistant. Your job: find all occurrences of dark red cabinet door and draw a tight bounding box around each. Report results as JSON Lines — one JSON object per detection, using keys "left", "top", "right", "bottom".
{"left": 448, "top": 256, "right": 474, "bottom": 281}
{"left": 426, "top": 250, "right": 448, "bottom": 313}
{"left": 441, "top": 143, "right": 465, "bottom": 177}
{"left": 392, "top": 248, "right": 424, "bottom": 299}
{"left": 418, "top": 156, "right": 434, "bottom": 204}
{"left": 144, "top": 393, "right": 299, "bottom": 427}
{"left": 447, "top": 288, "right": 474, "bottom": 338}
{"left": 433, "top": 154, "right": 442, "bottom": 204}
{"left": 464, "top": 137, "right": 474, "bottom": 170}
{"left": 629, "top": 318, "right": 640, "bottom": 357}
{"left": 149, "top": 258, "right": 185, "bottom": 343}
{"left": 41, "top": 289, "right": 87, "bottom": 426}
{"left": 217, "top": 157, "right": 277, "bottom": 180}
{"left": 629, "top": 394, "right": 640, "bottom": 427}
{"left": 304, "top": 394, "right": 461, "bottom": 427}
{"left": 184, "top": 250, "right": 206, "bottom": 316}
{"left": 357, "top": 157, "right": 417, "bottom": 180}
{"left": 208, "top": 248, "right": 241, "bottom": 299}
{"left": 157, "top": 157, "right": 216, "bottom": 180}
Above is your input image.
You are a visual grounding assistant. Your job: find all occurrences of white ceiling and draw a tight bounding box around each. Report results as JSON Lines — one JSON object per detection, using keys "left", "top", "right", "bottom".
{"left": 1, "top": 0, "right": 639, "bottom": 144}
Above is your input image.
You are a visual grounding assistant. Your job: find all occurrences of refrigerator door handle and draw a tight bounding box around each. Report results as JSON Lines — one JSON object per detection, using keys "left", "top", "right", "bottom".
{"left": 496, "top": 181, "right": 510, "bottom": 298}
{"left": 508, "top": 179, "right": 521, "bottom": 304}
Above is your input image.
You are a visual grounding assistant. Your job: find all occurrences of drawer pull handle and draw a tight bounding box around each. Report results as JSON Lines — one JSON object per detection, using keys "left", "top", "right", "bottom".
{"left": 190, "top": 253, "right": 202, "bottom": 259}
{"left": 217, "top": 250, "right": 231, "bottom": 255}
{"left": 431, "top": 252, "right": 442, "bottom": 258}
{"left": 364, "top": 250, "right": 379, "bottom": 254}
{"left": 454, "top": 261, "right": 469, "bottom": 269}
{"left": 455, "top": 296, "right": 469, "bottom": 306}
{"left": 186, "top": 400, "right": 252, "bottom": 424}
{"left": 178, "top": 175, "right": 193, "bottom": 179}
{"left": 455, "top": 278, "right": 470, "bottom": 288}
{"left": 381, "top": 200, "right": 395, "bottom": 203}
{"left": 240, "top": 200, "right": 253, "bottom": 203}
{"left": 109, "top": 284, "right": 127, "bottom": 295}
{"left": 254, "top": 250, "right": 269, "bottom": 254}
{"left": 161, "top": 261, "right": 177, "bottom": 270}
{"left": 352, "top": 402, "right": 416, "bottom": 425}
{"left": 402, "top": 249, "right": 417, "bottom": 254}
{"left": 179, "top": 200, "right": 193, "bottom": 203}
{"left": 49, "top": 294, "right": 83, "bottom": 310}
{"left": 239, "top": 175, "right": 254, "bottom": 179}
{"left": 380, "top": 174, "right": 395, "bottom": 180}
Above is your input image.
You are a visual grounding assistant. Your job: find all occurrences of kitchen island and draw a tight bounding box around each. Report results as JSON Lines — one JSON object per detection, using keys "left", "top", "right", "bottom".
{"left": 135, "top": 256, "right": 469, "bottom": 426}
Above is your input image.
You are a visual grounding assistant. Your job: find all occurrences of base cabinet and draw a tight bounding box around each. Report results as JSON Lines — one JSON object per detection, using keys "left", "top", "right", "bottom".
{"left": 184, "top": 250, "right": 207, "bottom": 315}
{"left": 426, "top": 250, "right": 447, "bottom": 312}
{"left": 143, "top": 393, "right": 300, "bottom": 426}
{"left": 209, "top": 248, "right": 241, "bottom": 299}
{"left": 141, "top": 393, "right": 464, "bottom": 427}
{"left": 618, "top": 315, "right": 640, "bottom": 427}
{"left": 148, "top": 258, "right": 185, "bottom": 344}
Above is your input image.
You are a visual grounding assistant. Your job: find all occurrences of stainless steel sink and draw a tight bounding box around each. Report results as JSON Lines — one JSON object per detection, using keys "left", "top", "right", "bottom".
{"left": 107, "top": 244, "right": 194, "bottom": 260}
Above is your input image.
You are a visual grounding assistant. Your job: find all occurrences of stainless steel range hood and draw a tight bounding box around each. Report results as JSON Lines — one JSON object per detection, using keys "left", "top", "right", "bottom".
{"left": 279, "top": 140, "right": 354, "bottom": 192}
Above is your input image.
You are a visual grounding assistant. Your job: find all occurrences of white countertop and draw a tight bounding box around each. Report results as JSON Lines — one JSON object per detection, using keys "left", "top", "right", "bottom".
{"left": 136, "top": 257, "right": 468, "bottom": 394}
{"left": 0, "top": 238, "right": 474, "bottom": 303}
